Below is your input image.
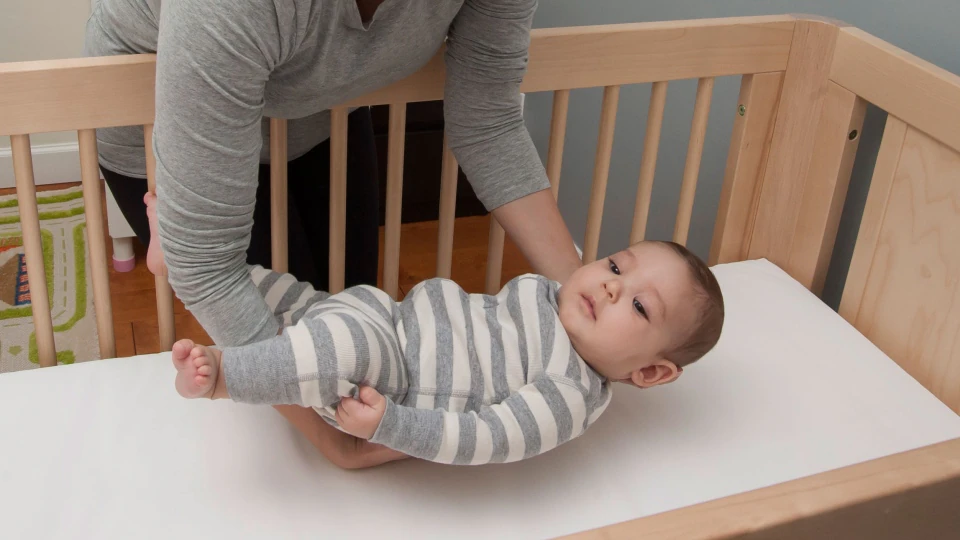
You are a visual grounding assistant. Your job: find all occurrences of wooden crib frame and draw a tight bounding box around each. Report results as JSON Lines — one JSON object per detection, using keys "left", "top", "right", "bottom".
{"left": 1, "top": 13, "right": 958, "bottom": 538}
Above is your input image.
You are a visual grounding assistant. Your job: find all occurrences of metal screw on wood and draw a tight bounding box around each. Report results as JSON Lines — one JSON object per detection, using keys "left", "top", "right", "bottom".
{"left": 848, "top": 129, "right": 859, "bottom": 141}
{"left": 738, "top": 104, "right": 746, "bottom": 116}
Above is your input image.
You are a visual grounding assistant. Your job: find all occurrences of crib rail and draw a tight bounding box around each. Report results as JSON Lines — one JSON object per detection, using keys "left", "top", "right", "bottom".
{"left": 0, "top": 15, "right": 956, "bottom": 417}
{"left": 2, "top": 12, "right": 960, "bottom": 540}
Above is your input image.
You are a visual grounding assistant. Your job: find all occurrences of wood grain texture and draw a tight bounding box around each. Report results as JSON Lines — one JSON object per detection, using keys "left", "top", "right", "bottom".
{"left": 143, "top": 124, "right": 175, "bottom": 351}
{"left": 0, "top": 19, "right": 792, "bottom": 137}
{"left": 830, "top": 27, "right": 960, "bottom": 153}
{"left": 0, "top": 55, "right": 155, "bottom": 136}
{"left": 843, "top": 127, "right": 960, "bottom": 413}
{"left": 583, "top": 85, "right": 620, "bottom": 263}
{"left": 839, "top": 116, "right": 908, "bottom": 322}
{"left": 435, "top": 137, "right": 458, "bottom": 279}
{"left": 340, "top": 16, "right": 796, "bottom": 108}
{"left": 382, "top": 104, "right": 406, "bottom": 299}
{"left": 10, "top": 135, "right": 57, "bottom": 367}
{"left": 328, "top": 108, "right": 348, "bottom": 294}
{"left": 78, "top": 129, "right": 117, "bottom": 359}
{"left": 485, "top": 218, "right": 506, "bottom": 296}
{"left": 269, "top": 118, "right": 289, "bottom": 273}
{"left": 564, "top": 437, "right": 960, "bottom": 540}
{"left": 709, "top": 72, "right": 783, "bottom": 265}
{"left": 630, "top": 81, "right": 668, "bottom": 244}
{"left": 546, "top": 89, "right": 571, "bottom": 198}
{"left": 747, "top": 20, "right": 841, "bottom": 277}
{"left": 788, "top": 82, "right": 867, "bottom": 293}
{"left": 673, "top": 77, "right": 715, "bottom": 246}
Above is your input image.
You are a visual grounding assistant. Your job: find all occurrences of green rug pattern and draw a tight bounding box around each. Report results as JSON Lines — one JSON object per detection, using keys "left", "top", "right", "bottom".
{"left": 0, "top": 186, "right": 98, "bottom": 373}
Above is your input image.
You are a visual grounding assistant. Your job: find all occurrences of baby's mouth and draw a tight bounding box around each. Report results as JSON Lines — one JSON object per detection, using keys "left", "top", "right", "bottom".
{"left": 581, "top": 294, "right": 596, "bottom": 320}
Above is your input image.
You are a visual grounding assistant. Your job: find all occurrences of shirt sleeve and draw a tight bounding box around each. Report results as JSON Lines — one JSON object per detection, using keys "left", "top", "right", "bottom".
{"left": 247, "top": 265, "right": 331, "bottom": 327}
{"left": 443, "top": 0, "right": 551, "bottom": 210}
{"left": 152, "top": 0, "right": 299, "bottom": 347}
{"left": 369, "top": 375, "right": 596, "bottom": 465}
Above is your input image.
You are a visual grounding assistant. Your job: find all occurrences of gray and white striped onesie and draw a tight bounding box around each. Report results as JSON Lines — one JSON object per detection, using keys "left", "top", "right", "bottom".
{"left": 222, "top": 267, "right": 613, "bottom": 465}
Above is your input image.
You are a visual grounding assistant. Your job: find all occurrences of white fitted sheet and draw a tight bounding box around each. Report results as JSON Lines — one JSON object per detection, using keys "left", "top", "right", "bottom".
{"left": 2, "top": 259, "right": 959, "bottom": 539}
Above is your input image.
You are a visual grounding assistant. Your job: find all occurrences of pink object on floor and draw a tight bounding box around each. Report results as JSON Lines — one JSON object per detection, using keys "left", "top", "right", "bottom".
{"left": 112, "top": 256, "right": 135, "bottom": 273}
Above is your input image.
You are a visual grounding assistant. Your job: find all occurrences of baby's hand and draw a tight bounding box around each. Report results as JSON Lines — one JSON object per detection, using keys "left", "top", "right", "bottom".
{"left": 336, "top": 386, "right": 387, "bottom": 440}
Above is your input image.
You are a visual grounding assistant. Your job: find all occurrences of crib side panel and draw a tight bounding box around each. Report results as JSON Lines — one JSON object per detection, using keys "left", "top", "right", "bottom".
{"left": 840, "top": 127, "right": 960, "bottom": 414}
{"left": 565, "top": 438, "right": 960, "bottom": 540}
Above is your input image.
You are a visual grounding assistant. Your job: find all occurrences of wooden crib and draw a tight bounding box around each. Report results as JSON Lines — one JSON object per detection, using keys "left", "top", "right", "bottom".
{"left": 1, "top": 13, "right": 958, "bottom": 538}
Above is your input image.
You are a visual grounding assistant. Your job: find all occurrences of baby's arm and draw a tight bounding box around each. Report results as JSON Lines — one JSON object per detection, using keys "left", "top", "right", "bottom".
{"left": 363, "top": 377, "right": 599, "bottom": 465}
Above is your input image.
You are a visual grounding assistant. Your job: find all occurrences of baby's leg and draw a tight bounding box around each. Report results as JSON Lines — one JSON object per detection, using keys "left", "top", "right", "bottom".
{"left": 172, "top": 339, "right": 228, "bottom": 400}
{"left": 249, "top": 265, "right": 330, "bottom": 327}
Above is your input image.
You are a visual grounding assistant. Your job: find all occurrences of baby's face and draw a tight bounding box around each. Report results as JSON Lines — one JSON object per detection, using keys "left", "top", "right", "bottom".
{"left": 558, "top": 242, "right": 700, "bottom": 387}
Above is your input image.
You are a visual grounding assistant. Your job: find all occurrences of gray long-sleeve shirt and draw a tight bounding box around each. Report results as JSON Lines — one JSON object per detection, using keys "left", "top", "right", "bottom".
{"left": 224, "top": 266, "right": 613, "bottom": 465}
{"left": 83, "top": 0, "right": 550, "bottom": 347}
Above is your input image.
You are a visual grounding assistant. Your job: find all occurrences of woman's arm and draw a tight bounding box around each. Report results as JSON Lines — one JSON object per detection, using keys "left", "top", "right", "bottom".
{"left": 153, "top": 0, "right": 293, "bottom": 346}
{"left": 444, "top": 0, "right": 581, "bottom": 283}
{"left": 492, "top": 190, "right": 581, "bottom": 283}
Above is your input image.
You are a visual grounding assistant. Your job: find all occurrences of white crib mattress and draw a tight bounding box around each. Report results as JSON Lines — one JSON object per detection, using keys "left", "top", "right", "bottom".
{"left": 2, "top": 259, "right": 959, "bottom": 539}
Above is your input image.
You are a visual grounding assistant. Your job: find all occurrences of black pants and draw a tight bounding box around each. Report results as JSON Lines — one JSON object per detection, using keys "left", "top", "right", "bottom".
{"left": 102, "top": 107, "right": 380, "bottom": 291}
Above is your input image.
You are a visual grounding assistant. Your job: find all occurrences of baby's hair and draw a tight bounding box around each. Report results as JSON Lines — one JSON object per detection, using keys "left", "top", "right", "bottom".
{"left": 656, "top": 241, "right": 724, "bottom": 368}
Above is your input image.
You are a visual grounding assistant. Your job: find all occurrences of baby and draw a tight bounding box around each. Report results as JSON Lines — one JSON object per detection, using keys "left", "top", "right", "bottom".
{"left": 172, "top": 240, "right": 724, "bottom": 465}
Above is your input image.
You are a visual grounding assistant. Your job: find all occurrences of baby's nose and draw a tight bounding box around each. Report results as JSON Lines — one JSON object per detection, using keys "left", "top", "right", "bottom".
{"left": 605, "top": 280, "right": 621, "bottom": 300}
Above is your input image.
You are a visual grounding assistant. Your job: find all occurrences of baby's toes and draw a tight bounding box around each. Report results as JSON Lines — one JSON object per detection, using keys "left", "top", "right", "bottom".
{"left": 197, "top": 365, "right": 211, "bottom": 376}
{"left": 172, "top": 340, "right": 195, "bottom": 368}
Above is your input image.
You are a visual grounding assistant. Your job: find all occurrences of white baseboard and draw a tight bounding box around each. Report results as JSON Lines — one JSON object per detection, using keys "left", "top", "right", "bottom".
{"left": 0, "top": 142, "right": 86, "bottom": 189}
{"left": 0, "top": 141, "right": 137, "bottom": 240}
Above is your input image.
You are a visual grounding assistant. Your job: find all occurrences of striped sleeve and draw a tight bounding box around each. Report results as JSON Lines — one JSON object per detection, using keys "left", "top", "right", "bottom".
{"left": 369, "top": 374, "right": 590, "bottom": 465}
{"left": 248, "top": 265, "right": 330, "bottom": 326}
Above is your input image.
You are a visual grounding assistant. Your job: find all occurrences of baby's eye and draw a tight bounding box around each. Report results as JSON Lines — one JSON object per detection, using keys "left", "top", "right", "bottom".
{"left": 609, "top": 259, "right": 620, "bottom": 275}
{"left": 634, "top": 299, "right": 648, "bottom": 319}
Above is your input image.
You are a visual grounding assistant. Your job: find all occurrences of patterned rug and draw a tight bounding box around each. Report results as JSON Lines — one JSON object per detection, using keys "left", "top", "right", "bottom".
{"left": 0, "top": 186, "right": 99, "bottom": 373}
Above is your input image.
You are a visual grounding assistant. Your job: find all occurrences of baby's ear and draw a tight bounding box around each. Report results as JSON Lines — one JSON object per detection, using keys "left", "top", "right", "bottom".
{"left": 627, "top": 360, "right": 680, "bottom": 388}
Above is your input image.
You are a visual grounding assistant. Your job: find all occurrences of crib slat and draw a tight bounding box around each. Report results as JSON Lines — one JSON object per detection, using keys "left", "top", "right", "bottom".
{"left": 546, "top": 89, "right": 571, "bottom": 198}
{"left": 485, "top": 218, "right": 506, "bottom": 295}
{"left": 630, "top": 81, "right": 669, "bottom": 244}
{"left": 383, "top": 103, "right": 406, "bottom": 299}
{"left": 78, "top": 129, "right": 117, "bottom": 359}
{"left": 10, "top": 135, "right": 57, "bottom": 367}
{"left": 269, "top": 118, "right": 289, "bottom": 273}
{"left": 329, "top": 108, "right": 348, "bottom": 294}
{"left": 673, "top": 77, "right": 715, "bottom": 246}
{"left": 143, "top": 124, "right": 175, "bottom": 351}
{"left": 583, "top": 85, "right": 621, "bottom": 263}
{"left": 436, "top": 138, "right": 458, "bottom": 279}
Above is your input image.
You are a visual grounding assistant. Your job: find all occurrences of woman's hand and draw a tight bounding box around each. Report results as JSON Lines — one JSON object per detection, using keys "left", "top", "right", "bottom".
{"left": 272, "top": 404, "right": 408, "bottom": 470}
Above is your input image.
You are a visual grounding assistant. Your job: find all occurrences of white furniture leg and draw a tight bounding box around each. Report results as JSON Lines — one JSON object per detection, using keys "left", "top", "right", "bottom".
{"left": 111, "top": 237, "right": 135, "bottom": 272}
{"left": 103, "top": 177, "right": 137, "bottom": 272}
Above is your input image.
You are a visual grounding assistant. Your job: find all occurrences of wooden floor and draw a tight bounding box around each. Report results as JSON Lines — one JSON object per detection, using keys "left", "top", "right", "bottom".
{"left": 1, "top": 181, "right": 532, "bottom": 357}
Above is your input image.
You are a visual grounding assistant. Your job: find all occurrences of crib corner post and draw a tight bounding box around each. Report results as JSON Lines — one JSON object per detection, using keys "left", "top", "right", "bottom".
{"left": 743, "top": 19, "right": 848, "bottom": 288}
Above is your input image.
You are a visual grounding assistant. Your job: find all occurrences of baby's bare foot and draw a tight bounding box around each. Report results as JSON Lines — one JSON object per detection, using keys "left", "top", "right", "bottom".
{"left": 144, "top": 192, "right": 168, "bottom": 277}
{"left": 172, "top": 339, "right": 221, "bottom": 399}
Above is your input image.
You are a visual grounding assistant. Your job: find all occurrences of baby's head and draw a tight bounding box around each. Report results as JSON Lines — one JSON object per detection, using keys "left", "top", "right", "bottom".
{"left": 558, "top": 241, "right": 724, "bottom": 388}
